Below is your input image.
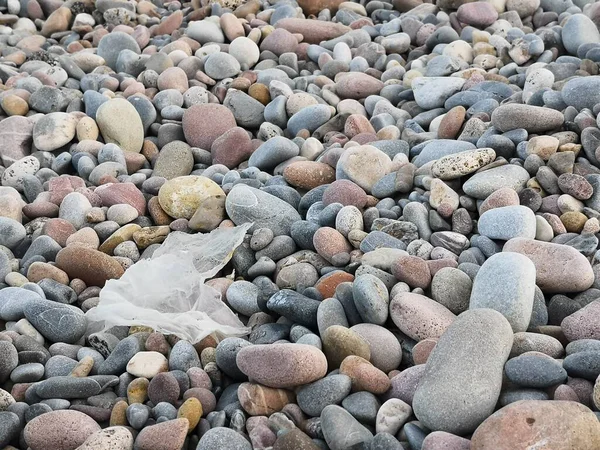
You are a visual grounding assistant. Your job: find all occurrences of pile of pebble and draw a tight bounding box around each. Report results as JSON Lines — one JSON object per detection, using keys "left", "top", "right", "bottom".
{"left": 2, "top": 0, "right": 600, "bottom": 448}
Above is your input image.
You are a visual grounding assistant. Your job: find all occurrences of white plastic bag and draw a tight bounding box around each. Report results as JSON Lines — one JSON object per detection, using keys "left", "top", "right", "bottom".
{"left": 85, "top": 224, "right": 252, "bottom": 343}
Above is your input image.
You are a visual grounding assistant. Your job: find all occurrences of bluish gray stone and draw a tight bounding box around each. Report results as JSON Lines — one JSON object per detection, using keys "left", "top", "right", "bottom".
{"left": 169, "top": 340, "right": 200, "bottom": 372}
{"left": 33, "top": 376, "right": 102, "bottom": 399}
{"left": 97, "top": 32, "right": 141, "bottom": 70}
{"left": 0, "top": 287, "right": 42, "bottom": 321}
{"left": 23, "top": 299, "right": 87, "bottom": 344}
{"left": 562, "top": 14, "right": 600, "bottom": 55}
{"left": 352, "top": 274, "right": 389, "bottom": 326}
{"left": 97, "top": 335, "right": 141, "bottom": 375}
{"left": 413, "top": 309, "right": 513, "bottom": 435}
{"left": 463, "top": 165, "right": 530, "bottom": 199}
{"left": 226, "top": 281, "right": 260, "bottom": 317}
{"left": 477, "top": 205, "right": 536, "bottom": 240}
{"left": 267, "top": 289, "right": 320, "bottom": 329}
{"left": 504, "top": 352, "right": 567, "bottom": 388}
{"left": 321, "top": 405, "right": 373, "bottom": 450}
{"left": 297, "top": 374, "right": 352, "bottom": 417}
{"left": 224, "top": 90, "right": 265, "bottom": 129}
{"left": 225, "top": 185, "right": 301, "bottom": 236}
{"left": 0, "top": 218, "right": 25, "bottom": 250}
{"left": 216, "top": 338, "right": 253, "bottom": 380}
{"left": 197, "top": 427, "right": 252, "bottom": 450}
{"left": 0, "top": 411, "right": 20, "bottom": 448}
{"left": 248, "top": 136, "right": 299, "bottom": 171}
{"left": 412, "top": 140, "right": 475, "bottom": 167}
{"left": 126, "top": 403, "right": 150, "bottom": 429}
{"left": 470, "top": 252, "right": 536, "bottom": 333}
{"left": 287, "top": 104, "right": 332, "bottom": 137}
{"left": 341, "top": 391, "right": 380, "bottom": 425}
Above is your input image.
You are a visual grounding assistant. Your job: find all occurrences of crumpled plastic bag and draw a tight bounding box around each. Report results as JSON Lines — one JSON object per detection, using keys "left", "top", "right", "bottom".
{"left": 85, "top": 224, "right": 252, "bottom": 343}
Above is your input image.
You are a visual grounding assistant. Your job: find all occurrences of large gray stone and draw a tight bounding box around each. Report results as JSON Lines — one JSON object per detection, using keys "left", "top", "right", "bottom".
{"left": 23, "top": 299, "right": 87, "bottom": 344}
{"left": 469, "top": 252, "right": 536, "bottom": 332}
{"left": 562, "top": 14, "right": 600, "bottom": 55}
{"left": 463, "top": 165, "right": 530, "bottom": 199}
{"left": 412, "top": 309, "right": 513, "bottom": 435}
{"left": 561, "top": 76, "right": 600, "bottom": 111}
{"left": 321, "top": 404, "right": 373, "bottom": 450}
{"left": 225, "top": 185, "right": 301, "bottom": 236}
{"left": 477, "top": 205, "right": 536, "bottom": 240}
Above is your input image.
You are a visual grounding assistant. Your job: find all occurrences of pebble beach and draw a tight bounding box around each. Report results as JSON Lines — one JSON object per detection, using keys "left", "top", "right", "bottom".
{"left": 1, "top": 0, "right": 600, "bottom": 448}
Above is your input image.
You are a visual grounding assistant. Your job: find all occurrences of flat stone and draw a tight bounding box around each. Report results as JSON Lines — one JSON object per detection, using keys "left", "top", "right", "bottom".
{"left": 491, "top": 104, "right": 564, "bottom": 133}
{"left": 463, "top": 165, "right": 530, "bottom": 199}
{"left": 478, "top": 205, "right": 536, "bottom": 240}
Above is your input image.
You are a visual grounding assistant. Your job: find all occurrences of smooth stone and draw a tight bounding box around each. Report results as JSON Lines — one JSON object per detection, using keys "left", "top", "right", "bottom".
{"left": 463, "top": 165, "right": 530, "bottom": 199}
{"left": 413, "top": 77, "right": 466, "bottom": 110}
{"left": 76, "top": 426, "right": 134, "bottom": 450}
{"left": 182, "top": 103, "right": 237, "bottom": 150}
{"left": 321, "top": 404, "right": 373, "bottom": 450}
{"left": 562, "top": 14, "right": 600, "bottom": 55}
{"left": 413, "top": 309, "right": 514, "bottom": 435}
{"left": 197, "top": 427, "right": 252, "bottom": 450}
{"left": 390, "top": 292, "right": 456, "bottom": 341}
{"left": 133, "top": 418, "right": 189, "bottom": 450}
{"left": 153, "top": 141, "right": 194, "bottom": 180}
{"left": 504, "top": 352, "right": 567, "bottom": 388}
{"left": 23, "top": 299, "right": 86, "bottom": 344}
{"left": 226, "top": 185, "right": 302, "bottom": 236}
{"left": 158, "top": 175, "right": 225, "bottom": 220}
{"left": 296, "top": 374, "right": 352, "bottom": 417}
{"left": 32, "top": 112, "right": 77, "bottom": 151}
{"left": 470, "top": 253, "right": 536, "bottom": 333}
{"left": 503, "top": 238, "right": 594, "bottom": 293}
{"left": 478, "top": 205, "right": 536, "bottom": 241}
{"left": 491, "top": 104, "right": 564, "bottom": 133}
{"left": 96, "top": 99, "right": 144, "bottom": 153}
{"left": 470, "top": 400, "right": 600, "bottom": 450}
{"left": 236, "top": 343, "right": 328, "bottom": 388}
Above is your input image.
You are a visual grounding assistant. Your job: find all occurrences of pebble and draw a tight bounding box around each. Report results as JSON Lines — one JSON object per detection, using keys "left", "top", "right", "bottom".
{"left": 236, "top": 344, "right": 327, "bottom": 388}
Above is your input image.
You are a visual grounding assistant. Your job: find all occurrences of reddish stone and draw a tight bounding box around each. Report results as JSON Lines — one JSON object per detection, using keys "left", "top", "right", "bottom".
{"left": 41, "top": 218, "right": 76, "bottom": 247}
{"left": 322, "top": 180, "right": 368, "bottom": 208}
{"left": 315, "top": 270, "right": 354, "bottom": 299}
{"left": 94, "top": 182, "right": 146, "bottom": 215}
{"left": 211, "top": 127, "right": 253, "bottom": 169}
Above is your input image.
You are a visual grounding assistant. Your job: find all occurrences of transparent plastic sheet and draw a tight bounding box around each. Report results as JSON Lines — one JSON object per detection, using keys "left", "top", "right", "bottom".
{"left": 85, "top": 224, "right": 252, "bottom": 343}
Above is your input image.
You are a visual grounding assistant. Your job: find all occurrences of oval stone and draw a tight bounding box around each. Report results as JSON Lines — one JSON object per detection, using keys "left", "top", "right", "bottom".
{"left": 56, "top": 246, "right": 124, "bottom": 287}
{"left": 503, "top": 238, "right": 594, "bottom": 293}
{"left": 469, "top": 252, "right": 536, "bottom": 333}
{"left": 236, "top": 344, "right": 328, "bottom": 389}
{"left": 413, "top": 309, "right": 514, "bottom": 435}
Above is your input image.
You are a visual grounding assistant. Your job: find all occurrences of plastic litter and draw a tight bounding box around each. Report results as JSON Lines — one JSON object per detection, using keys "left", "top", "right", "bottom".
{"left": 85, "top": 224, "right": 252, "bottom": 343}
